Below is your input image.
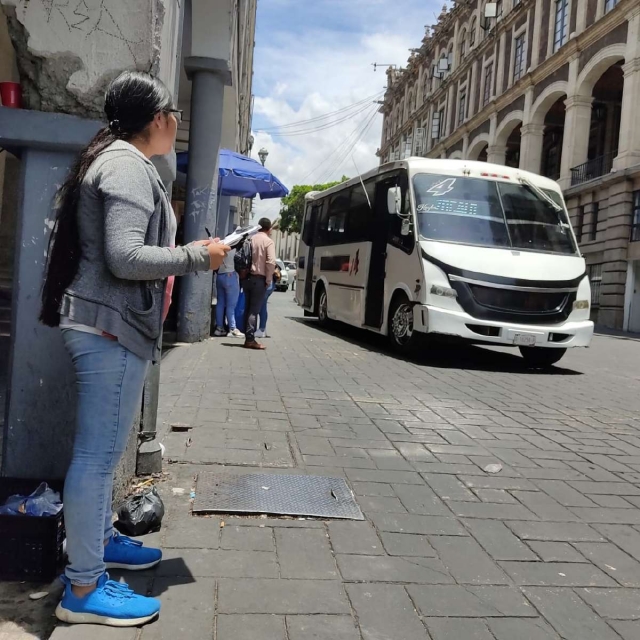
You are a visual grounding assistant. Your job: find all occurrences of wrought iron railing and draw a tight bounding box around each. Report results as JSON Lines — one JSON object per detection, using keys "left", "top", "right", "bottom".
{"left": 570, "top": 151, "right": 616, "bottom": 187}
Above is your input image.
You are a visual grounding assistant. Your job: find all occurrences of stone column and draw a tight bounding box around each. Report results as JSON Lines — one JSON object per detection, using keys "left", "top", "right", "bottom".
{"left": 558, "top": 95, "right": 594, "bottom": 189}
{"left": 613, "top": 7, "right": 640, "bottom": 169}
{"left": 614, "top": 56, "right": 640, "bottom": 170}
{"left": 520, "top": 123, "right": 545, "bottom": 172}
{"left": 177, "top": 58, "right": 229, "bottom": 343}
{"left": 462, "top": 133, "right": 470, "bottom": 159}
{"left": 487, "top": 145, "right": 508, "bottom": 164}
{"left": 530, "top": 0, "right": 544, "bottom": 68}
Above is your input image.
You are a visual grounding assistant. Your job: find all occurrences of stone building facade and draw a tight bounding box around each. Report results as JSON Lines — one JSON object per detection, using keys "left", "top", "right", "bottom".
{"left": 379, "top": 0, "right": 640, "bottom": 331}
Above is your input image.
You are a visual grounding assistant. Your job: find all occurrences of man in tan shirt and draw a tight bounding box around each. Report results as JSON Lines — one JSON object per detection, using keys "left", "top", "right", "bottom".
{"left": 244, "top": 218, "right": 276, "bottom": 349}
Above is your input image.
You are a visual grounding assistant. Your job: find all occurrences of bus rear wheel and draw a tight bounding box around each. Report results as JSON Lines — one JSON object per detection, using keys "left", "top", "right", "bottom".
{"left": 315, "top": 284, "right": 330, "bottom": 327}
{"left": 519, "top": 346, "right": 567, "bottom": 368}
{"left": 389, "top": 294, "right": 419, "bottom": 353}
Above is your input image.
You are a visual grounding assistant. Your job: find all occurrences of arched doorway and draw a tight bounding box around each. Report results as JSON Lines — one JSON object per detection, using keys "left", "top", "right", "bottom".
{"left": 505, "top": 124, "right": 522, "bottom": 168}
{"left": 571, "top": 62, "right": 624, "bottom": 185}
{"left": 541, "top": 97, "right": 566, "bottom": 179}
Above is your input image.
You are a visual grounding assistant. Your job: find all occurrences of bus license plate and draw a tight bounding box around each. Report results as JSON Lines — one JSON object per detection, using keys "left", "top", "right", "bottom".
{"left": 513, "top": 333, "right": 537, "bottom": 346}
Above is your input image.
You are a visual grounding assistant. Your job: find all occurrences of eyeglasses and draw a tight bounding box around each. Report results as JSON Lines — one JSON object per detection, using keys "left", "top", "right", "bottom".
{"left": 167, "top": 109, "right": 183, "bottom": 123}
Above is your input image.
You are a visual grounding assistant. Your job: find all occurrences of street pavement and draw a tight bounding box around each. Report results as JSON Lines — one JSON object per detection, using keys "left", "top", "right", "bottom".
{"left": 49, "top": 293, "right": 640, "bottom": 639}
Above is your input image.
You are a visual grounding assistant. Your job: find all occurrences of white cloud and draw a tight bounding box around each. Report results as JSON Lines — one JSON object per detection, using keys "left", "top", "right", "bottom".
{"left": 249, "top": 1, "right": 439, "bottom": 221}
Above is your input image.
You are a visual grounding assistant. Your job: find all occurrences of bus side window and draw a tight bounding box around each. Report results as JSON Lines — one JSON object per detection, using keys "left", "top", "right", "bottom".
{"left": 348, "top": 181, "right": 375, "bottom": 243}
{"left": 301, "top": 204, "right": 316, "bottom": 246}
{"left": 325, "top": 193, "right": 350, "bottom": 244}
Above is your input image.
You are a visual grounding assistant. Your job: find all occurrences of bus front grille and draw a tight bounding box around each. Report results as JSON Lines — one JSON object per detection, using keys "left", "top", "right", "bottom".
{"left": 468, "top": 285, "right": 568, "bottom": 314}
{"left": 451, "top": 279, "right": 576, "bottom": 325}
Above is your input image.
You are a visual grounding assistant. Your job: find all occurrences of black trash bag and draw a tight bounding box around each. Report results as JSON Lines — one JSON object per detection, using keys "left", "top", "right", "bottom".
{"left": 115, "top": 487, "right": 165, "bottom": 536}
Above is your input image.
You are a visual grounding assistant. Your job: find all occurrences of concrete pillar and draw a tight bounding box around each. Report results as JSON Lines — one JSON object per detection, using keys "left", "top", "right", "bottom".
{"left": 487, "top": 145, "right": 508, "bottom": 164}
{"left": 576, "top": 0, "right": 588, "bottom": 33}
{"left": 216, "top": 196, "right": 232, "bottom": 237}
{"left": 530, "top": 0, "right": 544, "bottom": 68}
{"left": 462, "top": 133, "right": 470, "bottom": 159}
{"left": 489, "top": 113, "right": 498, "bottom": 145}
{"left": 558, "top": 95, "right": 593, "bottom": 189}
{"left": 469, "top": 60, "right": 479, "bottom": 116}
{"left": 177, "top": 59, "right": 230, "bottom": 342}
{"left": 496, "top": 32, "right": 507, "bottom": 94}
{"left": 446, "top": 85, "right": 456, "bottom": 137}
{"left": 0, "top": 108, "right": 101, "bottom": 478}
{"left": 520, "top": 123, "right": 545, "bottom": 172}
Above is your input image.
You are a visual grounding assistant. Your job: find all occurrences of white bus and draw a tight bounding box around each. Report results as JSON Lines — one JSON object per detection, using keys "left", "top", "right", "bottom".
{"left": 296, "top": 158, "right": 593, "bottom": 367}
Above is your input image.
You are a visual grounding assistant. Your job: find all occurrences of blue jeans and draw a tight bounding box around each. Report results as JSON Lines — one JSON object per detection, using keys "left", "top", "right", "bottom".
{"left": 62, "top": 330, "right": 149, "bottom": 585}
{"left": 215, "top": 272, "right": 240, "bottom": 331}
{"left": 258, "top": 281, "right": 275, "bottom": 332}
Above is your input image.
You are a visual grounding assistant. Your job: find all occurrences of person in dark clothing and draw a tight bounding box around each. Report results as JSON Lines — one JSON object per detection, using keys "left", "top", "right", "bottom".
{"left": 244, "top": 217, "right": 276, "bottom": 350}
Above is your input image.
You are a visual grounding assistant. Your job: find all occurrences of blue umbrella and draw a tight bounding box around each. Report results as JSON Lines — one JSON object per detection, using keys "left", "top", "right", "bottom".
{"left": 176, "top": 149, "right": 289, "bottom": 199}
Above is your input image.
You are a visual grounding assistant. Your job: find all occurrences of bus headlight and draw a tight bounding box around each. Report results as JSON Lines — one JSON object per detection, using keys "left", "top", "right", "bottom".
{"left": 431, "top": 285, "right": 457, "bottom": 298}
{"left": 573, "top": 300, "right": 590, "bottom": 310}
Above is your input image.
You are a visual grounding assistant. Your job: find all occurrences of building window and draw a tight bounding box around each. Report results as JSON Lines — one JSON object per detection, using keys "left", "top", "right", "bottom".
{"left": 553, "top": 0, "right": 569, "bottom": 53}
{"left": 483, "top": 64, "right": 493, "bottom": 105}
{"left": 605, "top": 0, "right": 618, "bottom": 12}
{"left": 576, "top": 205, "right": 585, "bottom": 243}
{"left": 496, "top": 0, "right": 503, "bottom": 17}
{"left": 458, "top": 92, "right": 467, "bottom": 125}
{"left": 431, "top": 110, "right": 443, "bottom": 141}
{"left": 513, "top": 34, "right": 526, "bottom": 82}
{"left": 588, "top": 263, "right": 603, "bottom": 307}
{"left": 590, "top": 202, "right": 600, "bottom": 241}
{"left": 470, "top": 17, "right": 477, "bottom": 46}
{"left": 632, "top": 191, "right": 640, "bottom": 242}
{"left": 459, "top": 30, "right": 467, "bottom": 59}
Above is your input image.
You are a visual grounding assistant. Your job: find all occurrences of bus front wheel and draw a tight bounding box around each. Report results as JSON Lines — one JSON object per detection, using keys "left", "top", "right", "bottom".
{"left": 519, "top": 346, "right": 567, "bottom": 368}
{"left": 389, "top": 295, "right": 418, "bottom": 353}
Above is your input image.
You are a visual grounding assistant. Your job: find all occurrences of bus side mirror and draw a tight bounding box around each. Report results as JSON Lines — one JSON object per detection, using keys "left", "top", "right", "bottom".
{"left": 387, "top": 186, "right": 402, "bottom": 215}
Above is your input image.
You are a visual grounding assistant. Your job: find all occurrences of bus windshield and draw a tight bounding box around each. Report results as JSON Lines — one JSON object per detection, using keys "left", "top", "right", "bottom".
{"left": 413, "top": 174, "right": 577, "bottom": 255}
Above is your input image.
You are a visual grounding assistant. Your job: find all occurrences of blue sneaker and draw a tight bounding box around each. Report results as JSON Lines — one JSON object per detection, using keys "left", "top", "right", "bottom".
{"left": 55, "top": 573, "right": 160, "bottom": 626}
{"left": 104, "top": 533, "right": 162, "bottom": 571}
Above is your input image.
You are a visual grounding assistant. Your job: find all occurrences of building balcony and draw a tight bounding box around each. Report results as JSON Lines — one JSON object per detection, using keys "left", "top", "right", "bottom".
{"left": 570, "top": 151, "right": 616, "bottom": 187}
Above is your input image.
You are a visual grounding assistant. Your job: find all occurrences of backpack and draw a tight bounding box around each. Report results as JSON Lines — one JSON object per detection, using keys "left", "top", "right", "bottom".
{"left": 234, "top": 237, "right": 253, "bottom": 280}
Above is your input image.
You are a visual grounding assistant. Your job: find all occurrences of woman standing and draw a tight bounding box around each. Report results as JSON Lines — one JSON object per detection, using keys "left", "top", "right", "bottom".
{"left": 40, "top": 71, "right": 229, "bottom": 627}
{"left": 255, "top": 263, "right": 280, "bottom": 339}
{"left": 213, "top": 248, "right": 244, "bottom": 337}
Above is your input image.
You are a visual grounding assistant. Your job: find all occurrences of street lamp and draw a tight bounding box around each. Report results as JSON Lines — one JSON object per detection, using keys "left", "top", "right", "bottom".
{"left": 258, "top": 147, "right": 269, "bottom": 166}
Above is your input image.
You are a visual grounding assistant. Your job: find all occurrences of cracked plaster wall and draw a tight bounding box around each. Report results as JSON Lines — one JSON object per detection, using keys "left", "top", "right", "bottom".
{"left": 0, "top": 0, "right": 174, "bottom": 119}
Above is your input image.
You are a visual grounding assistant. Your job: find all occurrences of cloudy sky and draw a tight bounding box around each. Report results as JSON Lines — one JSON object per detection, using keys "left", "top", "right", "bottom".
{"left": 249, "top": 0, "right": 440, "bottom": 220}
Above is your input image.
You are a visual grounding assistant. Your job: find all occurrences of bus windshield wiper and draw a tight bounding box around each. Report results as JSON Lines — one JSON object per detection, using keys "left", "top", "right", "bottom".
{"left": 518, "top": 177, "right": 565, "bottom": 215}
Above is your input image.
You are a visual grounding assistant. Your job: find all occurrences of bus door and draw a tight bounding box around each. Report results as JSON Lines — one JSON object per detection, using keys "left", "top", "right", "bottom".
{"left": 302, "top": 203, "right": 322, "bottom": 309}
{"left": 364, "top": 176, "right": 395, "bottom": 328}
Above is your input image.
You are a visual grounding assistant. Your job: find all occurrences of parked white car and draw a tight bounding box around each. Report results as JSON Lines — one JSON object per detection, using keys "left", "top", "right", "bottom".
{"left": 275, "top": 259, "right": 289, "bottom": 291}
{"left": 284, "top": 261, "right": 297, "bottom": 291}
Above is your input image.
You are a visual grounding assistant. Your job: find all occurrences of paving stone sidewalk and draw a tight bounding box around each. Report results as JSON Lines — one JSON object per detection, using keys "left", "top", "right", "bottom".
{"left": 41, "top": 295, "right": 640, "bottom": 639}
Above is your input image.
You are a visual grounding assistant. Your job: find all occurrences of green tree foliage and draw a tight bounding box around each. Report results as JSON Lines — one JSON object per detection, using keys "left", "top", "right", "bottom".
{"left": 278, "top": 176, "right": 349, "bottom": 234}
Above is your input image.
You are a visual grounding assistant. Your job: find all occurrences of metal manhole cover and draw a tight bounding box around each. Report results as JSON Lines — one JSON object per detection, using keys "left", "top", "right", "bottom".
{"left": 193, "top": 472, "right": 364, "bottom": 520}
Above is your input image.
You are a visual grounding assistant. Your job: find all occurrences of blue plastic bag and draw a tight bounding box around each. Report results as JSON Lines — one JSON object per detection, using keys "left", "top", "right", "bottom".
{"left": 0, "top": 482, "right": 62, "bottom": 516}
{"left": 235, "top": 289, "right": 246, "bottom": 332}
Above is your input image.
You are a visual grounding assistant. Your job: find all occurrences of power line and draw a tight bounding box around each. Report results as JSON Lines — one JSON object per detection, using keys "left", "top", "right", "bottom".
{"left": 255, "top": 91, "right": 384, "bottom": 132}
{"left": 266, "top": 101, "right": 377, "bottom": 137}
{"left": 315, "top": 107, "right": 380, "bottom": 185}
{"left": 304, "top": 105, "right": 380, "bottom": 186}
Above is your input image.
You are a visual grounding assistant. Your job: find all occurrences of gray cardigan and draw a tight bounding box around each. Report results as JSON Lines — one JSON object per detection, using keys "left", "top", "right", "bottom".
{"left": 60, "top": 141, "right": 210, "bottom": 361}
